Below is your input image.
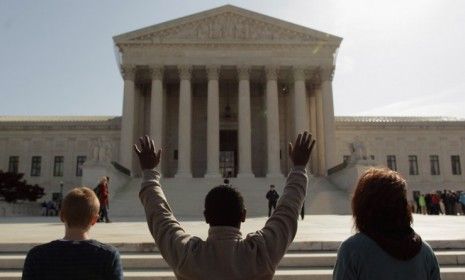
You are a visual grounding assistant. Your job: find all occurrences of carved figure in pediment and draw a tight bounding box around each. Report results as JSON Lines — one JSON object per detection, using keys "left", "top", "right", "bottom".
{"left": 235, "top": 19, "right": 248, "bottom": 39}
{"left": 196, "top": 22, "right": 209, "bottom": 39}
{"left": 210, "top": 19, "right": 223, "bottom": 39}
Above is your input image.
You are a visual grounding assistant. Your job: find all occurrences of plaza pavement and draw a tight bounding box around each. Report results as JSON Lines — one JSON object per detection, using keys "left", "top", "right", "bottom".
{"left": 1, "top": 214, "right": 464, "bottom": 244}
{"left": 2, "top": 214, "right": 465, "bottom": 280}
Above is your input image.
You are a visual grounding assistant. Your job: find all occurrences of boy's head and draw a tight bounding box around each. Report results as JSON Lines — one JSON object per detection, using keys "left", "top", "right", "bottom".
{"left": 204, "top": 185, "right": 246, "bottom": 228}
{"left": 270, "top": 185, "right": 275, "bottom": 190}
{"left": 60, "top": 187, "right": 100, "bottom": 230}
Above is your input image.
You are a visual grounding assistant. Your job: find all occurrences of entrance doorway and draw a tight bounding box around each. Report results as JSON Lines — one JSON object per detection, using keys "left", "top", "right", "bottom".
{"left": 220, "top": 130, "right": 237, "bottom": 178}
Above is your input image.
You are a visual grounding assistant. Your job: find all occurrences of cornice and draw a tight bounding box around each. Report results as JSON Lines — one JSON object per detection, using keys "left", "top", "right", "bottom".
{"left": 0, "top": 117, "right": 122, "bottom": 131}
{"left": 335, "top": 116, "right": 465, "bottom": 131}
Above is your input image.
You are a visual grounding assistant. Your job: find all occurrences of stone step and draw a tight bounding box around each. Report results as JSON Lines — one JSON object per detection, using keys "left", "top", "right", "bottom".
{"left": 2, "top": 266, "right": 465, "bottom": 280}
{"left": 3, "top": 239, "right": 465, "bottom": 253}
{"left": 110, "top": 176, "right": 351, "bottom": 218}
{"left": 2, "top": 250, "right": 465, "bottom": 269}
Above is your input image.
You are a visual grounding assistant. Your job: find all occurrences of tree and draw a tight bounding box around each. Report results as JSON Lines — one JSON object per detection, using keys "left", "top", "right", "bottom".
{"left": 0, "top": 170, "right": 45, "bottom": 202}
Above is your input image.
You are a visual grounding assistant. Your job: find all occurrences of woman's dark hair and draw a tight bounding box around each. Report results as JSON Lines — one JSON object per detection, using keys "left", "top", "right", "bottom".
{"left": 352, "top": 168, "right": 412, "bottom": 233}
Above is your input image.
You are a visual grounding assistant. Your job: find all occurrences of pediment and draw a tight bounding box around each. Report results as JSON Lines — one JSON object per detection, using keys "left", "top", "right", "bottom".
{"left": 114, "top": 5, "right": 341, "bottom": 45}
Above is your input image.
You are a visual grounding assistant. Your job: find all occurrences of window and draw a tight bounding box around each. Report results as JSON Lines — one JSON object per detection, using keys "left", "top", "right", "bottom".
{"left": 387, "top": 155, "right": 397, "bottom": 171}
{"left": 408, "top": 155, "right": 419, "bottom": 175}
{"left": 370, "top": 155, "right": 375, "bottom": 160}
{"left": 430, "top": 155, "right": 440, "bottom": 175}
{"left": 53, "top": 156, "right": 64, "bottom": 177}
{"left": 174, "top": 150, "right": 178, "bottom": 160}
{"left": 76, "top": 156, "right": 86, "bottom": 177}
{"left": 343, "top": 155, "right": 350, "bottom": 162}
{"left": 8, "top": 156, "right": 19, "bottom": 173}
{"left": 30, "top": 156, "right": 41, "bottom": 177}
{"left": 451, "top": 155, "right": 461, "bottom": 175}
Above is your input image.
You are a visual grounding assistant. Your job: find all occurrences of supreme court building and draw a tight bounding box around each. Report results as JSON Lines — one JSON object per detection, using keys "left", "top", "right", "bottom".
{"left": 114, "top": 5, "right": 340, "bottom": 178}
{"left": 1, "top": 5, "right": 464, "bottom": 215}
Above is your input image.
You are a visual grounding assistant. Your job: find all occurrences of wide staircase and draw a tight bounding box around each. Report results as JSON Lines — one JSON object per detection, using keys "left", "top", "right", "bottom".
{"left": 109, "top": 175, "right": 351, "bottom": 218}
{"left": 1, "top": 240, "right": 465, "bottom": 279}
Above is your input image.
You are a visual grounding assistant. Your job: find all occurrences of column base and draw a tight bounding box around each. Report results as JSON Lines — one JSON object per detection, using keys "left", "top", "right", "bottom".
{"left": 237, "top": 172, "right": 255, "bottom": 178}
{"left": 174, "top": 172, "right": 193, "bottom": 179}
{"left": 266, "top": 172, "right": 284, "bottom": 179}
{"left": 204, "top": 173, "right": 222, "bottom": 179}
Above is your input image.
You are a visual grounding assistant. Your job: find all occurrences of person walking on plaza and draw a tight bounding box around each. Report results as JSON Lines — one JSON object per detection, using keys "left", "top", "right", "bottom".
{"left": 134, "top": 132, "right": 315, "bottom": 280}
{"left": 22, "top": 187, "right": 123, "bottom": 280}
{"left": 266, "top": 184, "right": 279, "bottom": 217}
{"left": 333, "top": 168, "right": 440, "bottom": 280}
{"left": 418, "top": 194, "right": 427, "bottom": 215}
{"left": 459, "top": 192, "right": 465, "bottom": 215}
{"left": 97, "top": 176, "right": 111, "bottom": 223}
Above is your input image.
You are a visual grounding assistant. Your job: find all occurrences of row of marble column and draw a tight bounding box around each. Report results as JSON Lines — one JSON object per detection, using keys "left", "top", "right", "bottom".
{"left": 119, "top": 65, "right": 335, "bottom": 177}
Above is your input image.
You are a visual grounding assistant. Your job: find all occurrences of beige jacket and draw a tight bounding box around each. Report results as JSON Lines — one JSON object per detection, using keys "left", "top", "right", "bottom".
{"left": 139, "top": 167, "right": 307, "bottom": 280}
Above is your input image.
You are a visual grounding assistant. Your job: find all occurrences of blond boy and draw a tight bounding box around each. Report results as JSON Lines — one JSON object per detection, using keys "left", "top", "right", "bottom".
{"left": 22, "top": 187, "right": 123, "bottom": 280}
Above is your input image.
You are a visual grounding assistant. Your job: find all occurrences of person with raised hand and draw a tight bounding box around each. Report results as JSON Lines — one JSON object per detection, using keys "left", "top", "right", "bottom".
{"left": 134, "top": 132, "right": 315, "bottom": 280}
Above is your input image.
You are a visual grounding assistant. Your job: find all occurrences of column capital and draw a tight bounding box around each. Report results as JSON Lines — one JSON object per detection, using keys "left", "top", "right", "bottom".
{"left": 149, "top": 65, "right": 164, "bottom": 80}
{"left": 265, "top": 65, "right": 279, "bottom": 80}
{"left": 206, "top": 65, "right": 220, "bottom": 80}
{"left": 178, "top": 65, "right": 192, "bottom": 80}
{"left": 121, "top": 64, "right": 136, "bottom": 81}
{"left": 293, "top": 66, "right": 308, "bottom": 81}
{"left": 318, "top": 66, "right": 335, "bottom": 82}
{"left": 237, "top": 65, "right": 251, "bottom": 80}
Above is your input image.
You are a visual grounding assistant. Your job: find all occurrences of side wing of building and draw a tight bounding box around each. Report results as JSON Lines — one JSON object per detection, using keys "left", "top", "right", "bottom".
{"left": 335, "top": 116, "right": 465, "bottom": 192}
{"left": 0, "top": 116, "right": 121, "bottom": 199}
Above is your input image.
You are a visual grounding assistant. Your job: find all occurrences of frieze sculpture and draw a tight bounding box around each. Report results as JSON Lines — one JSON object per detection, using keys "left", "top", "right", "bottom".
{"left": 131, "top": 13, "right": 321, "bottom": 43}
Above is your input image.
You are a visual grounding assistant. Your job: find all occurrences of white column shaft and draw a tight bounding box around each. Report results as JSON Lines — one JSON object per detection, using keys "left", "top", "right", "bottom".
{"left": 150, "top": 69, "right": 164, "bottom": 174}
{"left": 321, "top": 80, "right": 337, "bottom": 170}
{"left": 265, "top": 70, "right": 282, "bottom": 177}
{"left": 315, "top": 87, "right": 326, "bottom": 175}
{"left": 119, "top": 74, "right": 136, "bottom": 172}
{"left": 176, "top": 68, "right": 192, "bottom": 178}
{"left": 293, "top": 79, "right": 308, "bottom": 136}
{"left": 205, "top": 69, "right": 220, "bottom": 178}
{"left": 237, "top": 71, "right": 254, "bottom": 177}
{"left": 309, "top": 94, "right": 318, "bottom": 175}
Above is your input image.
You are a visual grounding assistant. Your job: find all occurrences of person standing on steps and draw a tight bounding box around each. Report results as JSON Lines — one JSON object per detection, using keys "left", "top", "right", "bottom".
{"left": 266, "top": 185, "right": 279, "bottom": 217}
{"left": 97, "top": 177, "right": 111, "bottom": 223}
{"left": 134, "top": 132, "right": 315, "bottom": 280}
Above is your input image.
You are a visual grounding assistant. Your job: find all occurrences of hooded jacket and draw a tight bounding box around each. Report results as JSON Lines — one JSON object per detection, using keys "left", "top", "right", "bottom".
{"left": 333, "top": 232, "right": 441, "bottom": 280}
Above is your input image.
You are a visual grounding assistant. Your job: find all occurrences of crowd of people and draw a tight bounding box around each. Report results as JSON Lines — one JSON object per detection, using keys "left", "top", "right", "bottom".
{"left": 412, "top": 190, "right": 465, "bottom": 215}
{"left": 22, "top": 132, "right": 442, "bottom": 280}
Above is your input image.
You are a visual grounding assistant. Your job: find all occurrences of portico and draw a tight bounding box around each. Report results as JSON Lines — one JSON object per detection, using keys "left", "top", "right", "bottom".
{"left": 113, "top": 5, "right": 342, "bottom": 178}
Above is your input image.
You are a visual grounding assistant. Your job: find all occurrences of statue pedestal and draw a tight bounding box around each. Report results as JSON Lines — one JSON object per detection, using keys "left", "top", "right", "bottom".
{"left": 328, "top": 159, "right": 376, "bottom": 193}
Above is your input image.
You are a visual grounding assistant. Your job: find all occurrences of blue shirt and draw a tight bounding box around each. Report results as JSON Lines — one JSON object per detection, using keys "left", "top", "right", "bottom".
{"left": 333, "top": 233, "right": 440, "bottom": 280}
{"left": 22, "top": 239, "right": 123, "bottom": 280}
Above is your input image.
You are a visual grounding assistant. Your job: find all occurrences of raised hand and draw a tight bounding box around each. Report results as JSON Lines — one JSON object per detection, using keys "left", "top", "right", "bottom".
{"left": 288, "top": 131, "right": 316, "bottom": 166}
{"left": 133, "top": 135, "right": 162, "bottom": 170}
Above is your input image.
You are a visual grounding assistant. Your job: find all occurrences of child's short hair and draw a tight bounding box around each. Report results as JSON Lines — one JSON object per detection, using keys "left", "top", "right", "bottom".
{"left": 61, "top": 187, "right": 100, "bottom": 229}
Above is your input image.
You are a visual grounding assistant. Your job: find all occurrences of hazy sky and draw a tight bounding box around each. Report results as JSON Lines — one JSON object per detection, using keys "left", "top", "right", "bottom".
{"left": 1, "top": 0, "right": 464, "bottom": 117}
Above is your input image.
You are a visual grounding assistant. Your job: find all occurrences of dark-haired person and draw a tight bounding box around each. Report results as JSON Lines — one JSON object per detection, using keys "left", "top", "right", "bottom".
{"left": 223, "top": 178, "right": 232, "bottom": 187}
{"left": 333, "top": 168, "right": 440, "bottom": 280}
{"left": 134, "top": 132, "right": 315, "bottom": 280}
{"left": 265, "top": 184, "right": 279, "bottom": 217}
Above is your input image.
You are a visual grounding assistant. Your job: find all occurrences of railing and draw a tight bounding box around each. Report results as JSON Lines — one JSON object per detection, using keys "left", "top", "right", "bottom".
{"left": 111, "top": 161, "right": 131, "bottom": 177}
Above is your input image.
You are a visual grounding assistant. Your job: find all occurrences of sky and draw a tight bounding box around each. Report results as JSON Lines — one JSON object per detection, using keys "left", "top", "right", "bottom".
{"left": 1, "top": 0, "right": 464, "bottom": 117}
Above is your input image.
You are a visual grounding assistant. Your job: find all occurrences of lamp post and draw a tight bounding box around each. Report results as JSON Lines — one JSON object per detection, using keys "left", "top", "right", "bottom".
{"left": 59, "top": 181, "right": 64, "bottom": 199}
